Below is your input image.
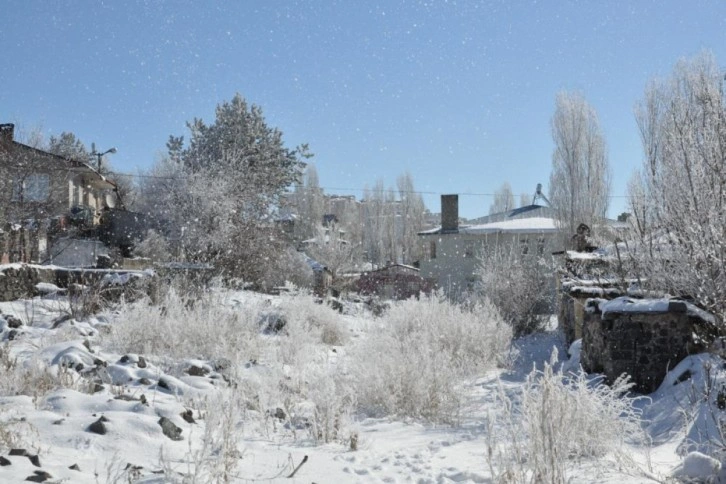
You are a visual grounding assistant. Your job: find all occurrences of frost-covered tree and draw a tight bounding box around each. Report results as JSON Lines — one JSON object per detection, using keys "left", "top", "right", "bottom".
{"left": 476, "top": 242, "right": 554, "bottom": 336}
{"left": 489, "top": 182, "right": 516, "bottom": 214}
{"left": 628, "top": 52, "right": 726, "bottom": 321}
{"left": 397, "top": 171, "right": 425, "bottom": 264}
{"left": 132, "top": 229, "right": 172, "bottom": 261}
{"left": 549, "top": 91, "right": 611, "bottom": 241}
{"left": 47, "top": 131, "right": 89, "bottom": 161}
{"left": 292, "top": 164, "right": 324, "bottom": 241}
{"left": 362, "top": 180, "right": 387, "bottom": 265}
{"left": 305, "top": 222, "right": 359, "bottom": 282}
{"left": 362, "top": 174, "right": 425, "bottom": 266}
{"left": 142, "top": 94, "right": 308, "bottom": 282}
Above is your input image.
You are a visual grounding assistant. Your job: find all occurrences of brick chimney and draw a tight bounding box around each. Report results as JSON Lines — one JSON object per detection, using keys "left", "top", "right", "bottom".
{"left": 441, "top": 194, "right": 459, "bottom": 233}
{"left": 0, "top": 123, "right": 14, "bottom": 144}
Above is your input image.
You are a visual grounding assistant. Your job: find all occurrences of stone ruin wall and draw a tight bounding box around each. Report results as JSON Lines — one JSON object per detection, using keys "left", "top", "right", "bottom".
{"left": 581, "top": 301, "right": 709, "bottom": 393}
{"left": 0, "top": 265, "right": 57, "bottom": 301}
{"left": 559, "top": 283, "right": 623, "bottom": 346}
{"left": 0, "top": 264, "right": 153, "bottom": 302}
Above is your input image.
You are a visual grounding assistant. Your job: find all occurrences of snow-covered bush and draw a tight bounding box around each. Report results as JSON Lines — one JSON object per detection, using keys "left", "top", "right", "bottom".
{"left": 132, "top": 229, "right": 171, "bottom": 261}
{"left": 476, "top": 244, "right": 554, "bottom": 336}
{"left": 488, "top": 352, "right": 648, "bottom": 483}
{"left": 101, "top": 288, "right": 264, "bottom": 364}
{"left": 280, "top": 362, "right": 353, "bottom": 445}
{"left": 305, "top": 364, "right": 353, "bottom": 444}
{"left": 278, "top": 291, "right": 348, "bottom": 347}
{"left": 0, "top": 408, "right": 37, "bottom": 455}
{"left": 352, "top": 294, "right": 511, "bottom": 423}
{"left": 258, "top": 248, "right": 314, "bottom": 291}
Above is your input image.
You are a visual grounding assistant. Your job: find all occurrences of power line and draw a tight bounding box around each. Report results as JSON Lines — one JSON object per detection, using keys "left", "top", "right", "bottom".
{"left": 108, "top": 172, "right": 631, "bottom": 198}
{"left": 30, "top": 166, "right": 630, "bottom": 199}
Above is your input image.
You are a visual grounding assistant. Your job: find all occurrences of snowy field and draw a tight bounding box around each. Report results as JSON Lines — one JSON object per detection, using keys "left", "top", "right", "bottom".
{"left": 0, "top": 287, "right": 723, "bottom": 483}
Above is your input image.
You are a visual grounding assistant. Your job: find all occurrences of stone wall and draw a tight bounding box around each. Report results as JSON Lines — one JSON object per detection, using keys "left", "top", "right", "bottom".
{"left": 581, "top": 298, "right": 712, "bottom": 393}
{"left": 0, "top": 263, "right": 154, "bottom": 302}
{"left": 0, "top": 264, "right": 57, "bottom": 301}
{"left": 559, "top": 282, "right": 622, "bottom": 346}
{"left": 580, "top": 299, "right": 607, "bottom": 373}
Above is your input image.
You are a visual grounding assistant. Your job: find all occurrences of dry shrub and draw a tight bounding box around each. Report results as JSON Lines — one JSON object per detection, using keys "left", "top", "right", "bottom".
{"left": 352, "top": 293, "right": 511, "bottom": 423}
{"left": 101, "top": 288, "right": 264, "bottom": 364}
{"left": 476, "top": 244, "right": 554, "bottom": 336}
{"left": 278, "top": 291, "right": 348, "bottom": 346}
{"left": 487, "top": 351, "right": 649, "bottom": 483}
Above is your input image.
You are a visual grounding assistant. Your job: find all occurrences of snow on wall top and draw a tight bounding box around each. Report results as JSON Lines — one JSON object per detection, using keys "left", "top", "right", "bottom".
{"left": 599, "top": 296, "right": 717, "bottom": 324}
{"left": 0, "top": 263, "right": 151, "bottom": 275}
{"left": 566, "top": 250, "right": 609, "bottom": 260}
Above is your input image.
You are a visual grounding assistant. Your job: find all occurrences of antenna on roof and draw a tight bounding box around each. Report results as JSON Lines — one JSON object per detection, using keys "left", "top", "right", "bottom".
{"left": 532, "top": 183, "right": 551, "bottom": 207}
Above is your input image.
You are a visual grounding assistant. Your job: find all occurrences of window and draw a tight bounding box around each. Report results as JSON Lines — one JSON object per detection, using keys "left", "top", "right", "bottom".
{"left": 537, "top": 236, "right": 546, "bottom": 255}
{"left": 520, "top": 237, "right": 529, "bottom": 255}
{"left": 464, "top": 241, "right": 474, "bottom": 258}
{"left": 12, "top": 174, "right": 50, "bottom": 202}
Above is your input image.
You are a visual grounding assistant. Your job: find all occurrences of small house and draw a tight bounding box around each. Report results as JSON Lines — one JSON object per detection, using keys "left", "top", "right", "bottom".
{"left": 417, "top": 194, "right": 559, "bottom": 297}
{"left": 357, "top": 263, "right": 433, "bottom": 300}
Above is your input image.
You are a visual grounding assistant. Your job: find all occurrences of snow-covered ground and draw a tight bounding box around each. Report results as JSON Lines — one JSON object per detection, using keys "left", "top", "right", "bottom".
{"left": 0, "top": 289, "right": 723, "bottom": 483}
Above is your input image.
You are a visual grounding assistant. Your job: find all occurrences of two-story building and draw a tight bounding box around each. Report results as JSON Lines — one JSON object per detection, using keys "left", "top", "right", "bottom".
{"left": 0, "top": 123, "right": 119, "bottom": 263}
{"left": 418, "top": 194, "right": 559, "bottom": 298}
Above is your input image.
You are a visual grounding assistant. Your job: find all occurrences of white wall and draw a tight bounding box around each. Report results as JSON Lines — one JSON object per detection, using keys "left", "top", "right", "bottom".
{"left": 419, "top": 231, "right": 556, "bottom": 298}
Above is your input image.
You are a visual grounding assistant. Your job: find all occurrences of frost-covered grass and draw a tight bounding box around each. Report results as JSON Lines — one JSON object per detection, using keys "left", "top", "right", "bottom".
{"left": 487, "top": 351, "right": 650, "bottom": 483}
{"left": 352, "top": 294, "right": 512, "bottom": 423}
{"left": 101, "top": 288, "right": 266, "bottom": 365}
{"left": 98, "top": 289, "right": 513, "bottom": 440}
{"left": 2, "top": 287, "right": 716, "bottom": 482}
{"left": 277, "top": 290, "right": 349, "bottom": 347}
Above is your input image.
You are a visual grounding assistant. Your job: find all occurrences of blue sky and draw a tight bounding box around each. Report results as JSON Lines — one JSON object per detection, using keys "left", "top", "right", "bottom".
{"left": 2, "top": 1, "right": 726, "bottom": 219}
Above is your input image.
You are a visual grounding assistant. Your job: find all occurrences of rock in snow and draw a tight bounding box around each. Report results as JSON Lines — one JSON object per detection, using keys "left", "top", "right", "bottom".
{"left": 25, "top": 470, "right": 53, "bottom": 482}
{"left": 158, "top": 416, "right": 183, "bottom": 441}
{"left": 87, "top": 417, "right": 108, "bottom": 435}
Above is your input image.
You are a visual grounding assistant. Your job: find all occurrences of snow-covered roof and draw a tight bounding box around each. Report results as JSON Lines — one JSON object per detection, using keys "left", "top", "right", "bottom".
{"left": 365, "top": 263, "right": 420, "bottom": 274}
{"left": 463, "top": 216, "right": 557, "bottom": 234}
{"left": 275, "top": 213, "right": 298, "bottom": 222}
{"left": 156, "top": 262, "right": 214, "bottom": 270}
{"left": 466, "top": 204, "right": 553, "bottom": 225}
{"left": 301, "top": 234, "right": 349, "bottom": 245}
{"left": 302, "top": 253, "right": 328, "bottom": 273}
{"left": 10, "top": 140, "right": 117, "bottom": 189}
{"left": 419, "top": 216, "right": 557, "bottom": 235}
{"left": 565, "top": 249, "right": 610, "bottom": 261}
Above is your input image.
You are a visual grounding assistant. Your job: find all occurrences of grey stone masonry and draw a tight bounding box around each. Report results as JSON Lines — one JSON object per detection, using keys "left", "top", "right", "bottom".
{"left": 581, "top": 297, "right": 717, "bottom": 393}
{"left": 558, "top": 277, "right": 623, "bottom": 346}
{"left": 0, "top": 263, "right": 155, "bottom": 302}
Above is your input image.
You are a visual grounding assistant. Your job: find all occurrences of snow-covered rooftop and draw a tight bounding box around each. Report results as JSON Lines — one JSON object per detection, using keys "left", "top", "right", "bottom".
{"left": 463, "top": 216, "right": 557, "bottom": 233}
{"left": 419, "top": 217, "right": 558, "bottom": 235}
